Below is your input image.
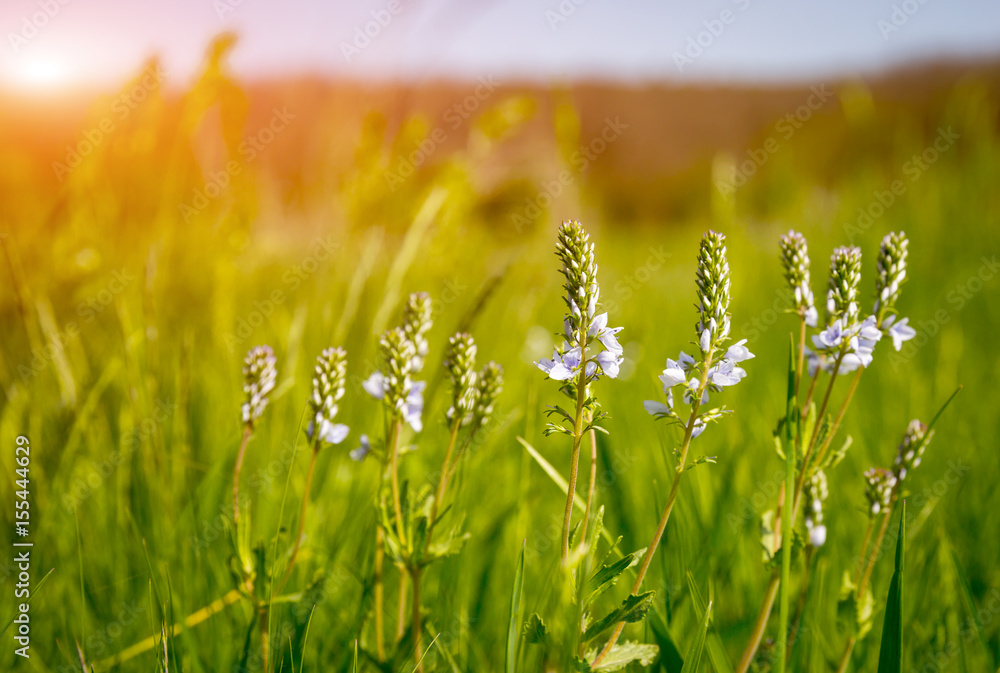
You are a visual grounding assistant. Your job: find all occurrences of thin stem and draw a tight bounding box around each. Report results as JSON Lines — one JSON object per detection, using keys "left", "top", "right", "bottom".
{"left": 561, "top": 375, "right": 588, "bottom": 564}
{"left": 593, "top": 354, "right": 713, "bottom": 666}
{"left": 859, "top": 505, "right": 894, "bottom": 600}
{"left": 429, "top": 420, "right": 462, "bottom": 540}
{"left": 837, "top": 504, "right": 894, "bottom": 673}
{"left": 794, "top": 317, "right": 807, "bottom": 399}
{"left": 813, "top": 369, "right": 862, "bottom": 468}
{"left": 836, "top": 637, "right": 856, "bottom": 673}
{"left": 412, "top": 567, "right": 423, "bottom": 672}
{"left": 580, "top": 428, "right": 598, "bottom": 544}
{"left": 736, "top": 576, "right": 780, "bottom": 673}
{"left": 374, "top": 527, "right": 386, "bottom": 661}
{"left": 775, "top": 414, "right": 796, "bottom": 672}
{"left": 787, "top": 546, "right": 814, "bottom": 652}
{"left": 389, "top": 420, "right": 407, "bottom": 547}
{"left": 806, "top": 351, "right": 844, "bottom": 457}
{"left": 854, "top": 519, "right": 876, "bottom": 585}
{"left": 232, "top": 425, "right": 253, "bottom": 528}
{"left": 280, "top": 444, "right": 319, "bottom": 590}
{"left": 801, "top": 369, "right": 821, "bottom": 411}
{"left": 397, "top": 568, "right": 407, "bottom": 640}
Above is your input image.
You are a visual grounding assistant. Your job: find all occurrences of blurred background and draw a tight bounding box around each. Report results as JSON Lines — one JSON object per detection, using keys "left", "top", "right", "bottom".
{"left": 1, "top": 1, "right": 999, "bottom": 672}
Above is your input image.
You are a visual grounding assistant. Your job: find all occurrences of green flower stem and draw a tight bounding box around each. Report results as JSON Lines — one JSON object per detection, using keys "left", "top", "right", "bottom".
{"left": 561, "top": 366, "right": 589, "bottom": 564}
{"left": 429, "top": 419, "right": 462, "bottom": 541}
{"left": 579, "top": 428, "right": 598, "bottom": 546}
{"left": 812, "top": 369, "right": 863, "bottom": 468}
{"left": 389, "top": 419, "right": 407, "bottom": 547}
{"left": 592, "top": 354, "right": 714, "bottom": 666}
{"left": 374, "top": 528, "right": 386, "bottom": 661}
{"left": 232, "top": 425, "right": 253, "bottom": 528}
{"left": 279, "top": 440, "right": 319, "bottom": 591}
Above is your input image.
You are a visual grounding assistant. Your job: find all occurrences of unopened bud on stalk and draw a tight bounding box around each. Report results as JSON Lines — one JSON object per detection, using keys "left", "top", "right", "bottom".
{"left": 242, "top": 345, "right": 277, "bottom": 428}
{"left": 826, "top": 246, "right": 862, "bottom": 326}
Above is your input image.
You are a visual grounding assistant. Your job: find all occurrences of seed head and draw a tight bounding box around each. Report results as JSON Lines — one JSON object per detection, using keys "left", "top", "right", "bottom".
{"left": 863, "top": 467, "right": 897, "bottom": 517}
{"left": 556, "top": 220, "right": 599, "bottom": 345}
{"left": 402, "top": 292, "right": 433, "bottom": 372}
{"left": 242, "top": 345, "right": 277, "bottom": 428}
{"left": 826, "top": 246, "right": 862, "bottom": 326}
{"left": 874, "top": 231, "right": 909, "bottom": 321}
{"left": 472, "top": 361, "right": 503, "bottom": 428}
{"left": 306, "top": 347, "right": 348, "bottom": 446}
{"left": 892, "top": 418, "right": 932, "bottom": 484}
{"left": 695, "top": 230, "right": 731, "bottom": 349}
{"left": 379, "top": 327, "right": 415, "bottom": 412}
{"left": 445, "top": 332, "right": 478, "bottom": 424}
{"left": 779, "top": 230, "right": 816, "bottom": 324}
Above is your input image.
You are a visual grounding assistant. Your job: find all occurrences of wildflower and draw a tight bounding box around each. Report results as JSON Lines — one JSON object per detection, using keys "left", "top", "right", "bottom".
{"left": 892, "top": 419, "right": 933, "bottom": 483}
{"left": 366, "top": 328, "right": 424, "bottom": 432}
{"left": 779, "top": 230, "right": 818, "bottom": 327}
{"left": 472, "top": 361, "right": 503, "bottom": 428}
{"left": 803, "top": 470, "right": 828, "bottom": 548}
{"left": 863, "top": 467, "right": 897, "bottom": 516}
{"left": 874, "top": 231, "right": 909, "bottom": 319}
{"left": 351, "top": 434, "right": 372, "bottom": 462}
{"left": 402, "top": 292, "right": 433, "bottom": 372}
{"left": 644, "top": 231, "right": 750, "bottom": 436}
{"left": 445, "top": 333, "right": 478, "bottom": 424}
{"left": 695, "top": 230, "right": 732, "bottom": 350}
{"left": 826, "top": 246, "right": 862, "bottom": 327}
{"left": 882, "top": 314, "right": 916, "bottom": 351}
{"left": 535, "top": 220, "right": 624, "bottom": 383}
{"left": 306, "top": 347, "right": 349, "bottom": 446}
{"left": 242, "top": 345, "right": 277, "bottom": 427}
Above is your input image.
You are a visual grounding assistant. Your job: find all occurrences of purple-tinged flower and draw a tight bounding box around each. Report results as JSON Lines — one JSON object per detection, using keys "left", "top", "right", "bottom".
{"left": 350, "top": 434, "right": 372, "bottom": 461}
{"left": 724, "top": 338, "right": 755, "bottom": 363}
{"left": 882, "top": 315, "right": 916, "bottom": 351}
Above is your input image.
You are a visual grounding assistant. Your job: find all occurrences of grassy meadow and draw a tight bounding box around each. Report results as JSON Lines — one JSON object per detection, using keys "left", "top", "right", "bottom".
{"left": 1, "top": 44, "right": 999, "bottom": 672}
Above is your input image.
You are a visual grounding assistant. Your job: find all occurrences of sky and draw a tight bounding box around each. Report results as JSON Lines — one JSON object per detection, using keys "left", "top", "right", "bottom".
{"left": 2, "top": 0, "right": 1000, "bottom": 91}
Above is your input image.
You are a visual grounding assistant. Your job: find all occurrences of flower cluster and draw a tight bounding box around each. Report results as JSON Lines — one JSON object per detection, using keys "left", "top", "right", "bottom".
{"left": 863, "top": 467, "right": 897, "bottom": 516}
{"left": 306, "top": 347, "right": 349, "bottom": 446}
{"left": 364, "top": 327, "right": 425, "bottom": 432}
{"left": 445, "top": 332, "right": 478, "bottom": 424}
{"left": 472, "top": 361, "right": 503, "bottom": 429}
{"left": 803, "top": 469, "right": 828, "bottom": 547}
{"left": 779, "top": 230, "right": 818, "bottom": 327}
{"left": 402, "top": 292, "right": 433, "bottom": 372}
{"left": 805, "top": 232, "right": 918, "bottom": 377}
{"left": 241, "top": 345, "right": 277, "bottom": 427}
{"left": 536, "top": 220, "right": 623, "bottom": 383}
{"left": 892, "top": 418, "right": 933, "bottom": 483}
{"left": 643, "top": 231, "right": 752, "bottom": 439}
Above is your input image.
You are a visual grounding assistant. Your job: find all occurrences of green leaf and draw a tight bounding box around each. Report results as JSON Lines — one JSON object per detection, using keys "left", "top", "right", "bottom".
{"left": 505, "top": 542, "right": 525, "bottom": 673}
{"left": 585, "top": 552, "right": 637, "bottom": 606}
{"left": 648, "top": 609, "right": 684, "bottom": 672}
{"left": 876, "top": 502, "right": 906, "bottom": 673}
{"left": 589, "top": 642, "right": 659, "bottom": 671}
{"left": 522, "top": 613, "right": 548, "bottom": 645}
{"left": 679, "top": 600, "right": 712, "bottom": 673}
{"left": 583, "top": 591, "right": 655, "bottom": 644}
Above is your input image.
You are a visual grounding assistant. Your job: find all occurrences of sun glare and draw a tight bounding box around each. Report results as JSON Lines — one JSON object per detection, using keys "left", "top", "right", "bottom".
{"left": 4, "top": 58, "right": 74, "bottom": 90}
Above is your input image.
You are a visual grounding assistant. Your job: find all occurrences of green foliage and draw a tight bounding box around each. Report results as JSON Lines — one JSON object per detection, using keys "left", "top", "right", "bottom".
{"left": 876, "top": 503, "right": 906, "bottom": 673}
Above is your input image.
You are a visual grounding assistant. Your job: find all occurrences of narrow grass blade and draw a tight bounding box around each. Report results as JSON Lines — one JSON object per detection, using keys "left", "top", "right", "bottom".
{"left": 685, "top": 572, "right": 733, "bottom": 673}
{"left": 518, "top": 436, "right": 615, "bottom": 546}
{"left": 876, "top": 501, "right": 906, "bottom": 673}
{"left": 679, "top": 599, "right": 712, "bottom": 673}
{"left": 506, "top": 541, "right": 525, "bottom": 673}
{"left": 775, "top": 336, "right": 797, "bottom": 673}
{"left": 0, "top": 567, "right": 54, "bottom": 638}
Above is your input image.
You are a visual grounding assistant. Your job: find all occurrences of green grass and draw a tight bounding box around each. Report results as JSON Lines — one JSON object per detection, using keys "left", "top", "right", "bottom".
{"left": 1, "top": 71, "right": 999, "bottom": 673}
